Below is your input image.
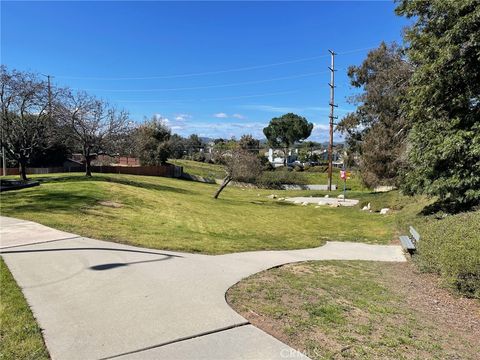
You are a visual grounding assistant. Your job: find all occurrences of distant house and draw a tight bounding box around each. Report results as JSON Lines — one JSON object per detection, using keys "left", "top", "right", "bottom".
{"left": 266, "top": 148, "right": 299, "bottom": 167}
{"left": 265, "top": 147, "right": 343, "bottom": 167}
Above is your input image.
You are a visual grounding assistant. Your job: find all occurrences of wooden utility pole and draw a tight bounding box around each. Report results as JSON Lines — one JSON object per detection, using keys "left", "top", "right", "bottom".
{"left": 327, "top": 50, "right": 337, "bottom": 191}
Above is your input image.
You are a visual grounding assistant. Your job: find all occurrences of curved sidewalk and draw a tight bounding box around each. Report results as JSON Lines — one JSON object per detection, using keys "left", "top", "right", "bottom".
{"left": 0, "top": 216, "right": 405, "bottom": 360}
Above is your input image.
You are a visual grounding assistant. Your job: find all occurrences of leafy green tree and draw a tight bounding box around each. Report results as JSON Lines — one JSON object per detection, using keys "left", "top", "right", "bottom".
{"left": 396, "top": 0, "right": 480, "bottom": 211}
{"left": 336, "top": 42, "right": 412, "bottom": 188}
{"left": 263, "top": 113, "right": 313, "bottom": 166}
{"left": 137, "top": 117, "right": 171, "bottom": 165}
{"left": 169, "top": 134, "right": 187, "bottom": 159}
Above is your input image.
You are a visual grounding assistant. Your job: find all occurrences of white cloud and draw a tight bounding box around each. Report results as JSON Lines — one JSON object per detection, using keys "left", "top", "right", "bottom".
{"left": 313, "top": 123, "right": 330, "bottom": 131}
{"left": 213, "top": 112, "right": 228, "bottom": 118}
{"left": 232, "top": 113, "right": 245, "bottom": 119}
{"left": 174, "top": 113, "right": 191, "bottom": 121}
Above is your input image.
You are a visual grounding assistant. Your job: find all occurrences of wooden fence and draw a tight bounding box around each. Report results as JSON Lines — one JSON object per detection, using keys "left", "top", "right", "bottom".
{"left": 1, "top": 164, "right": 183, "bottom": 178}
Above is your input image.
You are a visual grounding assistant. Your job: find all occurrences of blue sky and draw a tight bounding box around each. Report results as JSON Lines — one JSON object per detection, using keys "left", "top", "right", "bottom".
{"left": 1, "top": 1, "right": 409, "bottom": 141}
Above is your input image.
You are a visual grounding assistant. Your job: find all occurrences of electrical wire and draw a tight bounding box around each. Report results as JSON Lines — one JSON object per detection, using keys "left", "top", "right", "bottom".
{"left": 56, "top": 46, "right": 376, "bottom": 81}
{"left": 76, "top": 71, "right": 330, "bottom": 92}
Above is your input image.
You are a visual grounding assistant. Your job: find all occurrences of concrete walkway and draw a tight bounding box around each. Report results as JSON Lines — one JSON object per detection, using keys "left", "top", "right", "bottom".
{"left": 0, "top": 216, "right": 406, "bottom": 360}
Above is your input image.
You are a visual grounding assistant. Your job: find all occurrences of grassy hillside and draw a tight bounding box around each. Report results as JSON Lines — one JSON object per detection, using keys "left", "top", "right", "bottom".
{"left": 170, "top": 159, "right": 225, "bottom": 179}
{"left": 0, "top": 173, "right": 395, "bottom": 254}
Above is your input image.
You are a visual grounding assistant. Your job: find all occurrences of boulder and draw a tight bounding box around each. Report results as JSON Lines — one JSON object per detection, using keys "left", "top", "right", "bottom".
{"left": 267, "top": 194, "right": 277, "bottom": 199}
{"left": 337, "top": 194, "right": 345, "bottom": 199}
{"left": 380, "top": 208, "right": 390, "bottom": 215}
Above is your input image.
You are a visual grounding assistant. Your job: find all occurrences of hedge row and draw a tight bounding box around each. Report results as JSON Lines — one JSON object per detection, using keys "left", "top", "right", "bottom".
{"left": 416, "top": 210, "right": 480, "bottom": 299}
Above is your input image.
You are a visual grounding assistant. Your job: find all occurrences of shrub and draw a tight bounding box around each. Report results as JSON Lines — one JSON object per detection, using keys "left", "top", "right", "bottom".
{"left": 256, "top": 169, "right": 308, "bottom": 188}
{"left": 416, "top": 211, "right": 480, "bottom": 299}
{"left": 192, "top": 152, "right": 206, "bottom": 162}
{"left": 307, "top": 166, "right": 328, "bottom": 173}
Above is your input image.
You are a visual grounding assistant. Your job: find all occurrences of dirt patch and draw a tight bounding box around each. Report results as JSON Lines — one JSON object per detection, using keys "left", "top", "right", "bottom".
{"left": 98, "top": 201, "right": 123, "bottom": 208}
{"left": 227, "top": 260, "right": 480, "bottom": 359}
{"left": 379, "top": 261, "right": 480, "bottom": 345}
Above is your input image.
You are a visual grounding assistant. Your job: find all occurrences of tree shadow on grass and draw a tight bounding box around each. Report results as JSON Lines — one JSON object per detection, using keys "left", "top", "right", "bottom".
{"left": 1, "top": 192, "right": 101, "bottom": 214}
{"left": 37, "top": 174, "right": 192, "bottom": 195}
{"left": 420, "top": 199, "right": 480, "bottom": 216}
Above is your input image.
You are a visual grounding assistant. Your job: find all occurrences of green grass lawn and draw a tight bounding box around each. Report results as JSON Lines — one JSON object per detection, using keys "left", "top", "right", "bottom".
{"left": 170, "top": 159, "right": 226, "bottom": 179}
{"left": 0, "top": 258, "right": 50, "bottom": 360}
{"left": 227, "top": 260, "right": 480, "bottom": 359}
{"left": 0, "top": 173, "right": 397, "bottom": 254}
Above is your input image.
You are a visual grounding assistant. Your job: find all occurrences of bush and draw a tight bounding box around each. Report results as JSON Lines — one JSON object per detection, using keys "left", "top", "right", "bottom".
{"left": 416, "top": 211, "right": 480, "bottom": 299}
{"left": 192, "top": 152, "right": 206, "bottom": 162}
{"left": 307, "top": 166, "right": 328, "bottom": 173}
{"left": 256, "top": 169, "right": 308, "bottom": 188}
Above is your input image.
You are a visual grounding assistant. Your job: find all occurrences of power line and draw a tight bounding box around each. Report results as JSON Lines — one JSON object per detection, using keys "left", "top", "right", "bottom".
{"left": 56, "top": 46, "right": 376, "bottom": 81}
{"left": 114, "top": 90, "right": 300, "bottom": 103}
{"left": 76, "top": 71, "right": 330, "bottom": 93}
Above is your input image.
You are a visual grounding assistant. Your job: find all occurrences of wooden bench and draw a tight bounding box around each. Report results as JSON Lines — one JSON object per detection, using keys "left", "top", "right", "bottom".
{"left": 399, "top": 226, "right": 420, "bottom": 254}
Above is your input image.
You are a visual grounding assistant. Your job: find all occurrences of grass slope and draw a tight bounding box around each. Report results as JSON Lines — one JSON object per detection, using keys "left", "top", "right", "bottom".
{"left": 0, "top": 258, "right": 49, "bottom": 360}
{"left": 170, "top": 159, "right": 225, "bottom": 179}
{"left": 0, "top": 173, "right": 395, "bottom": 254}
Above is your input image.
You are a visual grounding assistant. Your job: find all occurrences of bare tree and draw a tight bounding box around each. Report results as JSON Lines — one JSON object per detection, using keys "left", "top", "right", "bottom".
{"left": 0, "top": 66, "right": 54, "bottom": 180}
{"left": 59, "top": 91, "right": 130, "bottom": 176}
{"left": 214, "top": 149, "right": 262, "bottom": 199}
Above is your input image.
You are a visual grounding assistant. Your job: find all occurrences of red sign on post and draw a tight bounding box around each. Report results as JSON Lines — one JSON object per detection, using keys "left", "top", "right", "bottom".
{"left": 340, "top": 170, "right": 346, "bottom": 180}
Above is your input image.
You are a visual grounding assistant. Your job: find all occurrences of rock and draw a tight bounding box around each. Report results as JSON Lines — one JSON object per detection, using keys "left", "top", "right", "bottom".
{"left": 277, "top": 197, "right": 285, "bottom": 201}
{"left": 315, "top": 206, "right": 320, "bottom": 208}
{"left": 380, "top": 208, "right": 390, "bottom": 215}
{"left": 294, "top": 200, "right": 302, "bottom": 204}
{"left": 337, "top": 194, "right": 345, "bottom": 199}
{"left": 367, "top": 202, "right": 371, "bottom": 210}
{"left": 330, "top": 203, "right": 340, "bottom": 208}
{"left": 267, "top": 194, "right": 277, "bottom": 199}
{"left": 317, "top": 202, "right": 325, "bottom": 206}
{"left": 257, "top": 194, "right": 260, "bottom": 197}
{"left": 301, "top": 202, "right": 308, "bottom": 206}
{"left": 324, "top": 195, "right": 329, "bottom": 198}
{"left": 361, "top": 206, "right": 369, "bottom": 211}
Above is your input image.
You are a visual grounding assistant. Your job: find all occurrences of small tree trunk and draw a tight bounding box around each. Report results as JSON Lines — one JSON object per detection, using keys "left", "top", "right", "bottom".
{"left": 19, "top": 161, "right": 28, "bottom": 181}
{"left": 213, "top": 176, "right": 232, "bottom": 199}
{"left": 85, "top": 157, "right": 92, "bottom": 177}
{"left": 284, "top": 147, "right": 289, "bottom": 167}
